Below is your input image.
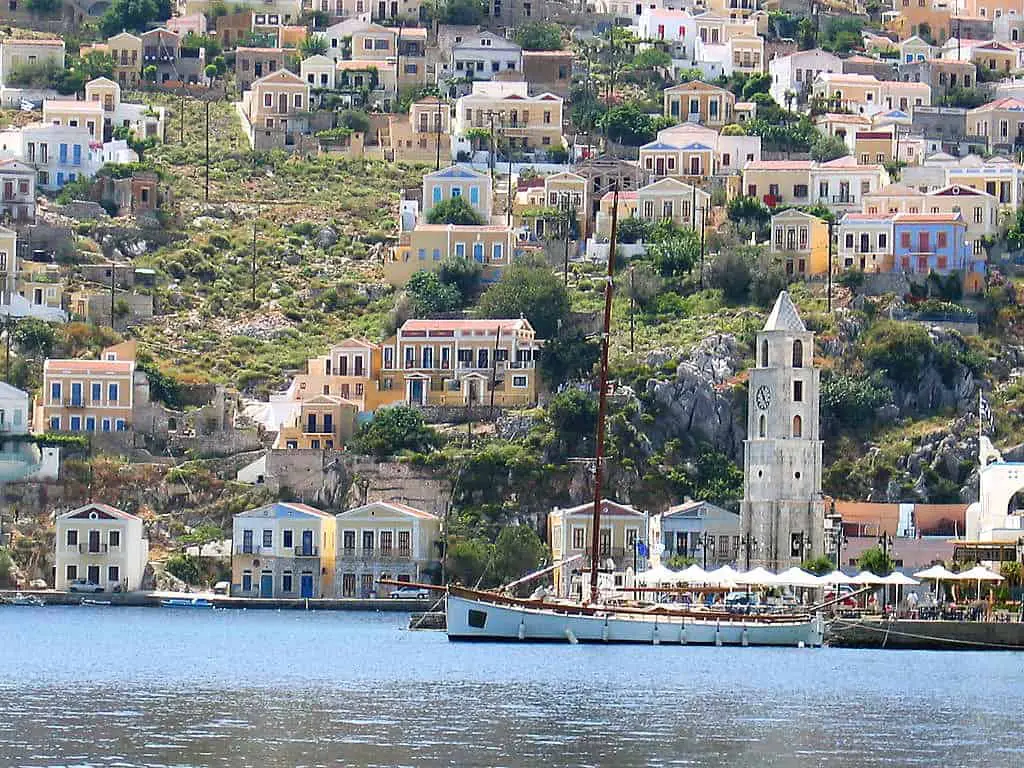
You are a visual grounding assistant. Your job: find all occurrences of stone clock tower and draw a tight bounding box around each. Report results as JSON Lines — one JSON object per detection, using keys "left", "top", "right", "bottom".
{"left": 740, "top": 292, "right": 825, "bottom": 570}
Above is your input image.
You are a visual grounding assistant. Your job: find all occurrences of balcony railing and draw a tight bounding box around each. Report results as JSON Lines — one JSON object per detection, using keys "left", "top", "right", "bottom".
{"left": 582, "top": 547, "right": 629, "bottom": 561}
{"left": 293, "top": 546, "right": 320, "bottom": 557}
{"left": 234, "top": 544, "right": 263, "bottom": 555}
{"left": 79, "top": 544, "right": 108, "bottom": 554}
{"left": 831, "top": 195, "right": 856, "bottom": 204}
{"left": 340, "top": 547, "right": 413, "bottom": 560}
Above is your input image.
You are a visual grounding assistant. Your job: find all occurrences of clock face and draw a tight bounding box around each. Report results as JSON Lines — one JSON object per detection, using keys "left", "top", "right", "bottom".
{"left": 755, "top": 385, "right": 772, "bottom": 410}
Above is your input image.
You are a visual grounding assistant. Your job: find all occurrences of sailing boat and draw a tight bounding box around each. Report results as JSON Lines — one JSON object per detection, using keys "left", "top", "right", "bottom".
{"left": 443, "top": 186, "right": 824, "bottom": 647}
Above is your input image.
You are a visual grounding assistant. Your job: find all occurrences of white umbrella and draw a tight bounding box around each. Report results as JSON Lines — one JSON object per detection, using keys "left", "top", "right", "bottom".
{"left": 881, "top": 571, "right": 920, "bottom": 611}
{"left": 851, "top": 570, "right": 886, "bottom": 585}
{"left": 913, "top": 564, "right": 957, "bottom": 581}
{"left": 704, "top": 565, "right": 740, "bottom": 587}
{"left": 775, "top": 567, "right": 823, "bottom": 588}
{"left": 737, "top": 566, "right": 778, "bottom": 586}
{"left": 636, "top": 563, "right": 681, "bottom": 586}
{"left": 677, "top": 564, "right": 709, "bottom": 584}
{"left": 952, "top": 565, "right": 1003, "bottom": 601}
{"left": 821, "top": 570, "right": 858, "bottom": 585}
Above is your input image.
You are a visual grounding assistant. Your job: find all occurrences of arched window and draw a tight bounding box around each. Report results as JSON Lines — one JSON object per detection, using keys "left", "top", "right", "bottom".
{"left": 758, "top": 414, "right": 766, "bottom": 438}
{"left": 792, "top": 339, "right": 803, "bottom": 368}
{"left": 792, "top": 414, "right": 803, "bottom": 438}
{"left": 760, "top": 339, "right": 768, "bottom": 367}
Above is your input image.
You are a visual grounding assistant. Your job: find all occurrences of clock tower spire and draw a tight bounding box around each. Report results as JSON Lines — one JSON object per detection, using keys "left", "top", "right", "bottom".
{"left": 740, "top": 291, "right": 825, "bottom": 570}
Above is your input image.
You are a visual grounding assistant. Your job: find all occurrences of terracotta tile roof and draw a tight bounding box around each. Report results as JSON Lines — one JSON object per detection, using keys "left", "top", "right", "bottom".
{"left": 840, "top": 212, "right": 893, "bottom": 221}
{"left": 400, "top": 318, "right": 531, "bottom": 333}
{"left": 893, "top": 212, "right": 963, "bottom": 223}
{"left": 6, "top": 38, "right": 64, "bottom": 46}
{"left": 745, "top": 160, "right": 813, "bottom": 170}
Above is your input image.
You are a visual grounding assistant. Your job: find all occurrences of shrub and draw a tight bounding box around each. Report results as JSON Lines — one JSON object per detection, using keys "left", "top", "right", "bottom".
{"left": 475, "top": 257, "right": 569, "bottom": 338}
{"left": 859, "top": 321, "right": 933, "bottom": 381}
{"left": 821, "top": 371, "right": 892, "bottom": 429}
{"left": 426, "top": 196, "right": 484, "bottom": 226}
{"left": 165, "top": 553, "right": 201, "bottom": 584}
{"left": 353, "top": 406, "right": 441, "bottom": 458}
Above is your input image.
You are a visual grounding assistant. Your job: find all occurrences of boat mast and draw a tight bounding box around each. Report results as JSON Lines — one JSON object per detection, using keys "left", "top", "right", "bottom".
{"left": 588, "top": 184, "right": 619, "bottom": 604}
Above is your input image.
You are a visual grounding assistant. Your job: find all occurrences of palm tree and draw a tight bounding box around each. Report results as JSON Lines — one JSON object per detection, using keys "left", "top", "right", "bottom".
{"left": 300, "top": 33, "right": 328, "bottom": 58}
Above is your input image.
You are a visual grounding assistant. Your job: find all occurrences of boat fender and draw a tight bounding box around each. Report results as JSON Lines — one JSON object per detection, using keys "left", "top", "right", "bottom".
{"left": 715, "top": 620, "right": 722, "bottom": 647}
{"left": 679, "top": 622, "right": 687, "bottom": 645}
{"left": 601, "top": 617, "right": 609, "bottom": 643}
{"left": 518, "top": 618, "right": 526, "bottom": 641}
{"left": 652, "top": 622, "right": 660, "bottom": 646}
{"left": 741, "top": 625, "right": 749, "bottom": 648}
{"left": 565, "top": 627, "right": 578, "bottom": 645}
{"left": 798, "top": 641, "right": 805, "bottom": 648}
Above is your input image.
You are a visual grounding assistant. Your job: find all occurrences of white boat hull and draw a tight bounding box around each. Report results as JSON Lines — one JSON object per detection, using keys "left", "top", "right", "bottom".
{"left": 447, "top": 594, "right": 824, "bottom": 647}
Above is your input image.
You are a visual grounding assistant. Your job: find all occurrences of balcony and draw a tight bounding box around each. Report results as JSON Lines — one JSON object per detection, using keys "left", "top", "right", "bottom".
{"left": 582, "top": 547, "right": 629, "bottom": 562}
{"left": 831, "top": 195, "right": 856, "bottom": 205}
{"left": 234, "top": 544, "right": 263, "bottom": 555}
{"left": 293, "top": 546, "right": 320, "bottom": 557}
{"left": 78, "top": 544, "right": 108, "bottom": 554}
{"left": 340, "top": 547, "right": 413, "bottom": 561}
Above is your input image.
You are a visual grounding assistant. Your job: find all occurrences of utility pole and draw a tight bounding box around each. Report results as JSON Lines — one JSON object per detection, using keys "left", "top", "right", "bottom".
{"left": 435, "top": 96, "right": 443, "bottom": 171}
{"left": 204, "top": 99, "right": 210, "bottom": 203}
{"left": 562, "top": 203, "right": 571, "bottom": 286}
{"left": 629, "top": 265, "right": 635, "bottom": 352}
{"left": 109, "top": 260, "right": 116, "bottom": 331}
{"left": 487, "top": 111, "right": 497, "bottom": 181}
{"left": 506, "top": 131, "right": 514, "bottom": 227}
{"left": 827, "top": 218, "right": 834, "bottom": 312}
{"left": 699, "top": 203, "right": 707, "bottom": 290}
{"left": 251, "top": 206, "right": 259, "bottom": 305}
{"left": 488, "top": 324, "right": 501, "bottom": 416}
{"left": 180, "top": 93, "right": 185, "bottom": 144}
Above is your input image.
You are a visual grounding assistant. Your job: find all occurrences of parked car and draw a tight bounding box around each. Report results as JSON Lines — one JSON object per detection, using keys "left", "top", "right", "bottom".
{"left": 68, "top": 579, "right": 104, "bottom": 594}
{"left": 213, "top": 581, "right": 230, "bottom": 595}
{"left": 390, "top": 586, "right": 430, "bottom": 599}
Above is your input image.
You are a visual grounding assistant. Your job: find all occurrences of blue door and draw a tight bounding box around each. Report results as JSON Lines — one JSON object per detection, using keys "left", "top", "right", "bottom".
{"left": 300, "top": 574, "right": 314, "bottom": 598}
{"left": 301, "top": 530, "right": 313, "bottom": 556}
{"left": 259, "top": 573, "right": 273, "bottom": 597}
{"left": 410, "top": 380, "right": 424, "bottom": 404}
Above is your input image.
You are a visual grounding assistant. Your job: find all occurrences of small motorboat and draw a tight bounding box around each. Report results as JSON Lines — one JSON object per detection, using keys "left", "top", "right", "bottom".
{"left": 160, "top": 597, "right": 214, "bottom": 608}
{"left": 81, "top": 598, "right": 112, "bottom": 607}
{"left": 2, "top": 592, "right": 45, "bottom": 607}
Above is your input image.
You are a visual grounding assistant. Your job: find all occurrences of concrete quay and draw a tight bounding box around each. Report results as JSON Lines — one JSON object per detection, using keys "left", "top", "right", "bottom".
{"left": 828, "top": 617, "right": 1024, "bottom": 650}
{"left": 0, "top": 589, "right": 434, "bottom": 611}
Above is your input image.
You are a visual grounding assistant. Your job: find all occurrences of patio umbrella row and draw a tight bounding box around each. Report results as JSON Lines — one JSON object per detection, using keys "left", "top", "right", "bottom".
{"left": 635, "top": 563, "right": 1005, "bottom": 590}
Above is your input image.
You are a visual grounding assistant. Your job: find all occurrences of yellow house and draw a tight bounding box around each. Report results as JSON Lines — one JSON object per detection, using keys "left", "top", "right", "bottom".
{"left": 513, "top": 171, "right": 588, "bottom": 240}
{"left": 239, "top": 68, "right": 311, "bottom": 150}
{"left": 387, "top": 96, "right": 451, "bottom": 164}
{"left": 274, "top": 394, "right": 358, "bottom": 450}
{"left": 855, "top": 131, "right": 895, "bottom": 165}
{"left": 288, "top": 318, "right": 542, "bottom": 414}
{"left": 35, "top": 343, "right": 137, "bottom": 434}
{"left": 453, "top": 81, "right": 565, "bottom": 153}
{"left": 968, "top": 97, "right": 1024, "bottom": 152}
{"left": 335, "top": 501, "right": 442, "bottom": 596}
{"left": 743, "top": 160, "right": 814, "bottom": 206}
{"left": 594, "top": 177, "right": 711, "bottom": 238}
{"left": 108, "top": 32, "right": 142, "bottom": 88}
{"left": 769, "top": 209, "right": 830, "bottom": 277}
{"left": 386, "top": 223, "right": 522, "bottom": 287}
{"left": 231, "top": 502, "right": 336, "bottom": 598}
{"left": 662, "top": 80, "right": 735, "bottom": 128}
{"left": 42, "top": 99, "right": 104, "bottom": 144}
{"left": 421, "top": 165, "right": 492, "bottom": 222}
{"left": 548, "top": 499, "right": 647, "bottom": 597}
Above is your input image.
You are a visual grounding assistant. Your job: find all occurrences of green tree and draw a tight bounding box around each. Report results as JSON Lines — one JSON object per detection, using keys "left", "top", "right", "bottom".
{"left": 431, "top": 0, "right": 485, "bottom": 25}
{"left": 514, "top": 22, "right": 563, "bottom": 51}
{"left": 797, "top": 17, "right": 817, "bottom": 50}
{"left": 859, "top": 321, "right": 934, "bottom": 381}
{"left": 476, "top": 258, "right": 570, "bottom": 338}
{"left": 492, "top": 525, "right": 548, "bottom": 587}
{"left": 727, "top": 195, "right": 770, "bottom": 224}
{"left": 299, "top": 33, "right": 329, "bottom": 57}
{"left": 0, "top": 548, "right": 13, "bottom": 587}
{"left": 204, "top": 63, "right": 218, "bottom": 80}
{"left": 143, "top": 64, "right": 157, "bottom": 83}
{"left": 165, "top": 553, "right": 201, "bottom": 584}
{"left": 338, "top": 109, "right": 371, "bottom": 133}
{"left": 406, "top": 270, "right": 462, "bottom": 314}
{"left": 721, "top": 123, "right": 746, "bottom": 136}
{"left": 180, "top": 523, "right": 224, "bottom": 557}
{"left": 546, "top": 388, "right": 598, "bottom": 451}
{"left": 708, "top": 248, "right": 753, "bottom": 303}
{"left": 802, "top": 556, "right": 834, "bottom": 576}
{"left": 648, "top": 224, "right": 699, "bottom": 278}
{"left": 101, "top": 0, "right": 170, "bottom": 36}
{"left": 821, "top": 371, "right": 892, "bottom": 429}
{"left": 617, "top": 216, "right": 653, "bottom": 244}
{"left": 821, "top": 17, "right": 863, "bottom": 54}
{"left": 138, "top": 356, "right": 183, "bottom": 408}
{"left": 438, "top": 254, "right": 483, "bottom": 299}
{"left": 857, "top": 546, "right": 893, "bottom": 576}
{"left": 631, "top": 46, "right": 671, "bottom": 71}
{"left": 600, "top": 103, "right": 665, "bottom": 146}
{"left": 741, "top": 72, "right": 772, "bottom": 100}
{"left": 426, "top": 196, "right": 484, "bottom": 225}
{"left": 445, "top": 536, "right": 491, "bottom": 585}
{"left": 538, "top": 332, "right": 600, "bottom": 387}
{"left": 13, "top": 318, "right": 57, "bottom": 358}
{"left": 810, "top": 132, "right": 849, "bottom": 162}
{"left": 25, "top": 0, "right": 61, "bottom": 13}
{"left": 353, "top": 406, "right": 440, "bottom": 458}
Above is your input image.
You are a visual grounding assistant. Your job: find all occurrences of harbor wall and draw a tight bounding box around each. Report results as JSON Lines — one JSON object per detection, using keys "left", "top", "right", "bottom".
{"left": 828, "top": 618, "right": 1024, "bottom": 650}
{"left": 0, "top": 589, "right": 434, "bottom": 611}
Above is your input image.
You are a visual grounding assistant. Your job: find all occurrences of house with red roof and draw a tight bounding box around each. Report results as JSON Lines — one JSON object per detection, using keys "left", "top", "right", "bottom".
{"left": 334, "top": 501, "right": 441, "bottom": 596}
{"left": 55, "top": 502, "right": 149, "bottom": 591}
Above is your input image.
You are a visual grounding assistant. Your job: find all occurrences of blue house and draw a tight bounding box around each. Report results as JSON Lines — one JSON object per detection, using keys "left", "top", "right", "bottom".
{"left": 658, "top": 500, "right": 741, "bottom": 569}
{"left": 892, "top": 212, "right": 985, "bottom": 291}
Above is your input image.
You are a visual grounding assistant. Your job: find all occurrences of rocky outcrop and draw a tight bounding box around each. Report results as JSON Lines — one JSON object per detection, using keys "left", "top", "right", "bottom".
{"left": 641, "top": 334, "right": 746, "bottom": 461}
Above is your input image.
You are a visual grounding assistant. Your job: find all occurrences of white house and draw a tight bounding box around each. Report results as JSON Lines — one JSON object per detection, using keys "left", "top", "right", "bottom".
{"left": 54, "top": 502, "right": 149, "bottom": 591}
{"left": 301, "top": 54, "right": 336, "bottom": 90}
{"left": 0, "top": 122, "right": 96, "bottom": 190}
{"left": 324, "top": 17, "right": 373, "bottom": 63}
{"left": 334, "top": 500, "right": 441, "bottom": 598}
{"left": 637, "top": 9, "right": 698, "bottom": 62}
{"left": 768, "top": 49, "right": 842, "bottom": 107}
{"left": 899, "top": 35, "right": 935, "bottom": 64}
{"left": 441, "top": 31, "right": 522, "bottom": 84}
{"left": 0, "top": 382, "right": 29, "bottom": 435}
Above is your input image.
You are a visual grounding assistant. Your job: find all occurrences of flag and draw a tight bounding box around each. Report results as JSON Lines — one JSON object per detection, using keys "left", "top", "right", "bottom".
{"left": 979, "top": 393, "right": 992, "bottom": 426}
{"left": 636, "top": 540, "right": 649, "bottom": 558}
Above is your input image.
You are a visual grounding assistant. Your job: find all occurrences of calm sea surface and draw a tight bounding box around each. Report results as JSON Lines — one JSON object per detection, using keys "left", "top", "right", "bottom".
{"left": 0, "top": 606, "right": 1021, "bottom": 768}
